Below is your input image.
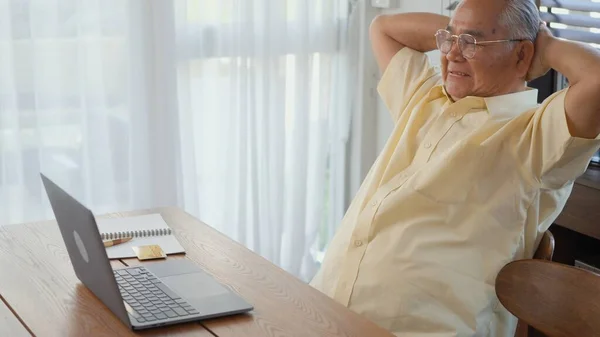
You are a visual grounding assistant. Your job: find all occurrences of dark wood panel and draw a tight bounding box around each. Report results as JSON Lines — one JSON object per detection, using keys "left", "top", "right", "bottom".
{"left": 551, "top": 167, "right": 600, "bottom": 267}
{"left": 117, "top": 207, "right": 394, "bottom": 337}
{"left": 0, "top": 221, "right": 212, "bottom": 337}
{"left": 555, "top": 181, "right": 600, "bottom": 241}
{"left": 548, "top": 224, "right": 580, "bottom": 265}
{"left": 0, "top": 297, "right": 31, "bottom": 337}
{"left": 573, "top": 165, "right": 600, "bottom": 190}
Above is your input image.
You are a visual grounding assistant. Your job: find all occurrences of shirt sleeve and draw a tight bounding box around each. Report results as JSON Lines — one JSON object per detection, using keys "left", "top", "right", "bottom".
{"left": 520, "top": 88, "right": 600, "bottom": 188}
{"left": 377, "top": 48, "right": 440, "bottom": 123}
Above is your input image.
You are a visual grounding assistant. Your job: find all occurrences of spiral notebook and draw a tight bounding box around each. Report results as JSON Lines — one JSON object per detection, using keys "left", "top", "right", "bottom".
{"left": 97, "top": 213, "right": 186, "bottom": 259}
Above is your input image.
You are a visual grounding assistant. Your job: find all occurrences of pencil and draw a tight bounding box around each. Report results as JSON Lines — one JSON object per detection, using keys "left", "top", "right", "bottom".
{"left": 103, "top": 237, "right": 133, "bottom": 247}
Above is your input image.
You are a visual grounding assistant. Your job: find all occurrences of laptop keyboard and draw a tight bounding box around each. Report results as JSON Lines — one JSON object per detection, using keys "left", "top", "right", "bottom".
{"left": 114, "top": 266, "right": 200, "bottom": 323}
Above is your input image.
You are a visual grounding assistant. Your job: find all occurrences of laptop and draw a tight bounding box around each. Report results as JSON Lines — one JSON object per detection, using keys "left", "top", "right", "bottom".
{"left": 40, "top": 173, "right": 253, "bottom": 330}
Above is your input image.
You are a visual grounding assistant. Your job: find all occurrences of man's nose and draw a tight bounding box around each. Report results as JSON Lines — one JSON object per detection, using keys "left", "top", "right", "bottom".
{"left": 446, "top": 38, "right": 465, "bottom": 62}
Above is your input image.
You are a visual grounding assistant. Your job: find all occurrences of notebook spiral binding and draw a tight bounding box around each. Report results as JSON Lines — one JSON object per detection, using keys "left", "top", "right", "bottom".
{"left": 100, "top": 228, "right": 172, "bottom": 240}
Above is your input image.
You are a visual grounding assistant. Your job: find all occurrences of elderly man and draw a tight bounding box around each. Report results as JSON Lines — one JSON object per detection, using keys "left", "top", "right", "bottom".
{"left": 310, "top": 0, "right": 600, "bottom": 336}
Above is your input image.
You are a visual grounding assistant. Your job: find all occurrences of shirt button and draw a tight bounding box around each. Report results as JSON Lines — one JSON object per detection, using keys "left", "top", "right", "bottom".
{"left": 424, "top": 142, "right": 431, "bottom": 149}
{"left": 354, "top": 240, "right": 363, "bottom": 247}
{"left": 371, "top": 200, "right": 377, "bottom": 207}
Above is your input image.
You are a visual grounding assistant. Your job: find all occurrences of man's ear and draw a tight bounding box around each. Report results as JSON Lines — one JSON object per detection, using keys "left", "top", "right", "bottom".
{"left": 516, "top": 40, "right": 535, "bottom": 79}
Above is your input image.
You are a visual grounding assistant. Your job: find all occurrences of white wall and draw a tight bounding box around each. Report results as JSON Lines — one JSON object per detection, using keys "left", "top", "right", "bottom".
{"left": 374, "top": 0, "right": 454, "bottom": 152}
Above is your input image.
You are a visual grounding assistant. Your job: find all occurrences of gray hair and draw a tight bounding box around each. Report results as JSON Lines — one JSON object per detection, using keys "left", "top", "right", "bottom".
{"left": 453, "top": 0, "right": 540, "bottom": 41}
{"left": 498, "top": 0, "right": 541, "bottom": 41}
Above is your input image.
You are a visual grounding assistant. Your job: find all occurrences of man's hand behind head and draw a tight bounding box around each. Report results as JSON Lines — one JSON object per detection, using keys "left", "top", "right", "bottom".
{"left": 526, "top": 23, "right": 554, "bottom": 82}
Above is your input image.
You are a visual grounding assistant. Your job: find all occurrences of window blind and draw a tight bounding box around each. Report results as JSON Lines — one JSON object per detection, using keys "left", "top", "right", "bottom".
{"left": 538, "top": 0, "right": 600, "bottom": 47}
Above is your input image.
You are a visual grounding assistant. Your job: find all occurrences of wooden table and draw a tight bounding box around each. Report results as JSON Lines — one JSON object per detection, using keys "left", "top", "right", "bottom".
{"left": 0, "top": 207, "right": 393, "bottom": 337}
{"left": 1, "top": 296, "right": 30, "bottom": 337}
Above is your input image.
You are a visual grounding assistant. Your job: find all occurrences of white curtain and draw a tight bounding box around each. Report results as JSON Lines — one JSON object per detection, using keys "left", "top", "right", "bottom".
{"left": 0, "top": 0, "right": 170, "bottom": 223}
{"left": 0, "top": 0, "right": 352, "bottom": 281}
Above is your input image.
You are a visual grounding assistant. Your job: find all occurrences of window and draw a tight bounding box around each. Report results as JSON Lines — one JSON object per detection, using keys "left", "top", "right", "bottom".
{"left": 173, "top": 1, "right": 352, "bottom": 276}
{"left": 538, "top": 0, "right": 600, "bottom": 48}
{"left": 536, "top": 0, "right": 600, "bottom": 164}
{"left": 0, "top": 0, "right": 134, "bottom": 223}
{"left": 530, "top": 0, "right": 600, "bottom": 100}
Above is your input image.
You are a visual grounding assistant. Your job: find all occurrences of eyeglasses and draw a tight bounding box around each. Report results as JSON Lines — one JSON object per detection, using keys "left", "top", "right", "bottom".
{"left": 434, "top": 29, "right": 526, "bottom": 59}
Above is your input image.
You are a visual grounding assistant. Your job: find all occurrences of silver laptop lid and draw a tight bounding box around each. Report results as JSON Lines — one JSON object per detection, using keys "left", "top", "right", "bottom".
{"left": 40, "top": 173, "right": 131, "bottom": 328}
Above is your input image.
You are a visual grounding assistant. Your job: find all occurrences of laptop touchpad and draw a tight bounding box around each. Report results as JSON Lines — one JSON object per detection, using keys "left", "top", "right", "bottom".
{"left": 161, "top": 272, "right": 230, "bottom": 300}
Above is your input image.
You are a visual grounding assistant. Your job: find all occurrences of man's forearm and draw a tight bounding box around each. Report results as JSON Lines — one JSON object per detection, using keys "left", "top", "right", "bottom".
{"left": 542, "top": 35, "right": 600, "bottom": 138}
{"left": 544, "top": 37, "right": 600, "bottom": 87}
{"left": 371, "top": 12, "right": 450, "bottom": 53}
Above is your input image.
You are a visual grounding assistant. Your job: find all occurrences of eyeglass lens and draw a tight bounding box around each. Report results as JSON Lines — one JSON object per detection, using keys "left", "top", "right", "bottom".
{"left": 435, "top": 30, "right": 477, "bottom": 59}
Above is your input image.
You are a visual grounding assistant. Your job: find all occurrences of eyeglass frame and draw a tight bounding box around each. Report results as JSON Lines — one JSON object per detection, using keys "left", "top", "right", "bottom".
{"left": 434, "top": 29, "right": 527, "bottom": 59}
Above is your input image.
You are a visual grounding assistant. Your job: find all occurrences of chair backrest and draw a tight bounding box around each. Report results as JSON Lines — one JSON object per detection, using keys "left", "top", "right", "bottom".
{"left": 513, "top": 230, "right": 554, "bottom": 337}
{"left": 533, "top": 230, "right": 555, "bottom": 261}
{"left": 496, "top": 259, "right": 600, "bottom": 337}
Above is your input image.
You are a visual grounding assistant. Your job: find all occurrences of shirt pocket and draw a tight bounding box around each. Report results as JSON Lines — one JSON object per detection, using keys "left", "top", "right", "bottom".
{"left": 407, "top": 142, "right": 485, "bottom": 204}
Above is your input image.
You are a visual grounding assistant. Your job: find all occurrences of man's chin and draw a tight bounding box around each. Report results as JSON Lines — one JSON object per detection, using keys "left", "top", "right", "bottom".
{"left": 444, "top": 85, "right": 467, "bottom": 102}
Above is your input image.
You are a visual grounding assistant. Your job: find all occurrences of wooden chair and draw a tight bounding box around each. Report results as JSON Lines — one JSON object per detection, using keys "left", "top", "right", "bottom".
{"left": 496, "top": 259, "right": 600, "bottom": 337}
{"left": 533, "top": 230, "right": 555, "bottom": 261}
{"left": 511, "top": 231, "right": 555, "bottom": 337}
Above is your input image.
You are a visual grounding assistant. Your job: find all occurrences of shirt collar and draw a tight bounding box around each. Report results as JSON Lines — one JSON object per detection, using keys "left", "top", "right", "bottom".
{"left": 441, "top": 85, "right": 451, "bottom": 102}
{"left": 483, "top": 88, "right": 539, "bottom": 119}
{"left": 434, "top": 85, "right": 539, "bottom": 118}
{"left": 427, "top": 85, "right": 446, "bottom": 101}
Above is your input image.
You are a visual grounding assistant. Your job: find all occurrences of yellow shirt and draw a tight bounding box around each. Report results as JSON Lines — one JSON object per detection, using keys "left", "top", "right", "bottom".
{"left": 310, "top": 48, "right": 600, "bottom": 336}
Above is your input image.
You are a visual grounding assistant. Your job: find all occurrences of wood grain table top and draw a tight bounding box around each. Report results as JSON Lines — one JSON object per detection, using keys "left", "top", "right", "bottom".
{"left": 0, "top": 207, "right": 393, "bottom": 337}
{"left": 1, "top": 296, "right": 31, "bottom": 337}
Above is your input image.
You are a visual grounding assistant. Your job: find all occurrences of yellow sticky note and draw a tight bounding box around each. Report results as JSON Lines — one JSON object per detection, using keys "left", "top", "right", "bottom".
{"left": 132, "top": 245, "right": 167, "bottom": 260}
